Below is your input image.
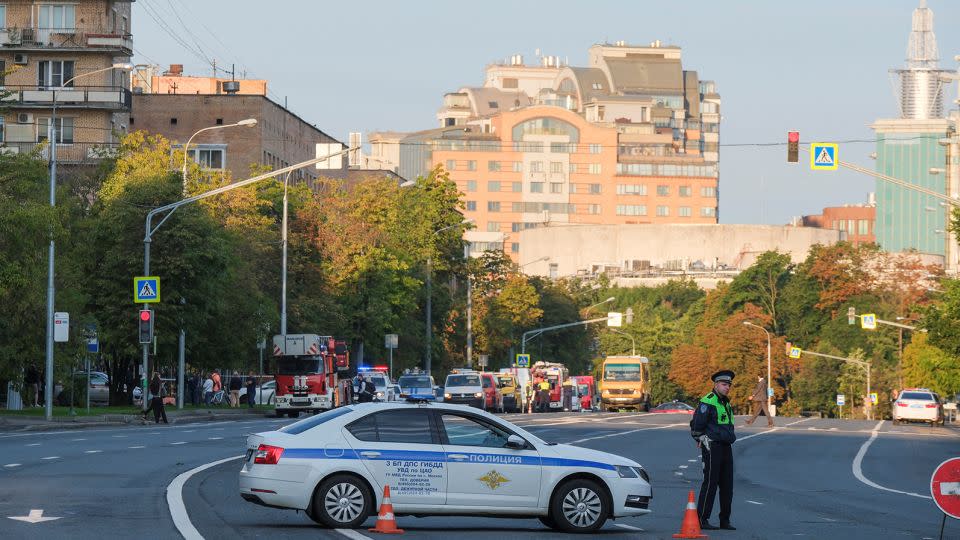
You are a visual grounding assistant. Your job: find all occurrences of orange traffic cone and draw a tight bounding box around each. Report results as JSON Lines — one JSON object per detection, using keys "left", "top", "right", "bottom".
{"left": 672, "top": 490, "right": 707, "bottom": 539}
{"left": 368, "top": 485, "right": 404, "bottom": 534}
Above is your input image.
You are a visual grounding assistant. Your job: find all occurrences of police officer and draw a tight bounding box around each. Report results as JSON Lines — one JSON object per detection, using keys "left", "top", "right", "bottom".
{"left": 690, "top": 370, "right": 737, "bottom": 531}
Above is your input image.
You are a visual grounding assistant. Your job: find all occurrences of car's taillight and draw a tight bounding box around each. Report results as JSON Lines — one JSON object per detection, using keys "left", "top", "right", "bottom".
{"left": 896, "top": 402, "right": 908, "bottom": 407}
{"left": 254, "top": 444, "right": 284, "bottom": 465}
{"left": 925, "top": 404, "right": 938, "bottom": 408}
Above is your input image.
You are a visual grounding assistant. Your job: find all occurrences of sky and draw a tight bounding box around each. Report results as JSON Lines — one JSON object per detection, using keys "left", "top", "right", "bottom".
{"left": 131, "top": 0, "right": 960, "bottom": 225}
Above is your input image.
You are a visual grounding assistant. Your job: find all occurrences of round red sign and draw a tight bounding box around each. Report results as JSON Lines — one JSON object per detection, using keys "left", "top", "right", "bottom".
{"left": 931, "top": 457, "right": 960, "bottom": 519}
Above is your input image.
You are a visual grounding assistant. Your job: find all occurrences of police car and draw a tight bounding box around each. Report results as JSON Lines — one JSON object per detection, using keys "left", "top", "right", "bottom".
{"left": 239, "top": 398, "right": 652, "bottom": 533}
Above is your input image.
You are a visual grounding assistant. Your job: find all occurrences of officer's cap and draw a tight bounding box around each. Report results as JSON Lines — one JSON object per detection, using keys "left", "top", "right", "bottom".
{"left": 711, "top": 370, "right": 735, "bottom": 383}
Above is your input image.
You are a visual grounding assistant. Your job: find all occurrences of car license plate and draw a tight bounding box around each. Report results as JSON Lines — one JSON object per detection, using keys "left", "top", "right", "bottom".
{"left": 911, "top": 404, "right": 925, "bottom": 408}
{"left": 293, "top": 399, "right": 311, "bottom": 405}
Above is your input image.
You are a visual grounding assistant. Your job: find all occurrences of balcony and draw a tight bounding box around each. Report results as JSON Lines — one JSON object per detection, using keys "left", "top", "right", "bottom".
{"left": 0, "top": 141, "right": 119, "bottom": 164}
{"left": 0, "top": 27, "right": 132, "bottom": 54}
{"left": 3, "top": 85, "right": 132, "bottom": 111}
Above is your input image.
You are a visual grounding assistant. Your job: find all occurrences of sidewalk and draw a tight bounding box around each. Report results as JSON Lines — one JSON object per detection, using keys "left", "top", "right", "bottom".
{"left": 0, "top": 406, "right": 271, "bottom": 432}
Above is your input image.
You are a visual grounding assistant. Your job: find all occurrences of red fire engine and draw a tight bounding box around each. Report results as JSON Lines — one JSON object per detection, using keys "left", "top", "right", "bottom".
{"left": 532, "top": 361, "right": 569, "bottom": 411}
{"left": 272, "top": 334, "right": 350, "bottom": 417}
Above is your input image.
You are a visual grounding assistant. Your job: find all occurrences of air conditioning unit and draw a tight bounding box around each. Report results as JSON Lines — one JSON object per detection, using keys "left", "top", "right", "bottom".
{"left": 17, "top": 113, "right": 33, "bottom": 124}
{"left": 13, "top": 53, "right": 28, "bottom": 65}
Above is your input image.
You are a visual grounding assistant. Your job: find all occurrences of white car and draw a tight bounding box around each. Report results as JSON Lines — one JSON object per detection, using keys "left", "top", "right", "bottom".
{"left": 239, "top": 401, "right": 652, "bottom": 533}
{"left": 239, "top": 380, "right": 276, "bottom": 405}
{"left": 893, "top": 389, "right": 944, "bottom": 425}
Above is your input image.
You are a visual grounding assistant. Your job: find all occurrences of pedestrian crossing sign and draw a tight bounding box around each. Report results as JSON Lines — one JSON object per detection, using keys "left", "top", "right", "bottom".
{"left": 860, "top": 313, "right": 877, "bottom": 330}
{"left": 134, "top": 276, "right": 160, "bottom": 303}
{"left": 789, "top": 347, "right": 802, "bottom": 359}
{"left": 516, "top": 354, "right": 530, "bottom": 368}
{"left": 810, "top": 143, "right": 838, "bottom": 170}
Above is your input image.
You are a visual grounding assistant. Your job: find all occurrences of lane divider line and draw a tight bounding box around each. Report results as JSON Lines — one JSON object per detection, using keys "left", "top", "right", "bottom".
{"left": 335, "top": 529, "right": 374, "bottom": 540}
{"left": 737, "top": 417, "right": 814, "bottom": 442}
{"left": 852, "top": 420, "right": 931, "bottom": 499}
{"left": 615, "top": 523, "right": 644, "bottom": 531}
{"left": 167, "top": 455, "right": 241, "bottom": 540}
{"left": 568, "top": 423, "right": 686, "bottom": 444}
{"left": 4, "top": 463, "right": 21, "bottom": 468}
{"left": 129, "top": 445, "right": 145, "bottom": 449}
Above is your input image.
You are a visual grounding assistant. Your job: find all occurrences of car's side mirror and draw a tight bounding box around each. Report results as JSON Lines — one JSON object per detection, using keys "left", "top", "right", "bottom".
{"left": 505, "top": 434, "right": 527, "bottom": 450}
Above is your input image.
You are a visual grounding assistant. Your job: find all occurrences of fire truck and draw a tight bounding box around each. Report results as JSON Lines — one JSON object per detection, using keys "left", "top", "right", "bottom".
{"left": 532, "top": 361, "right": 569, "bottom": 411}
{"left": 272, "top": 334, "right": 350, "bottom": 417}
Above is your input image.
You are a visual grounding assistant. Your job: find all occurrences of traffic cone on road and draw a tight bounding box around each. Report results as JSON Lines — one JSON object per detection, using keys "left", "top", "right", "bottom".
{"left": 672, "top": 490, "right": 707, "bottom": 538}
{"left": 368, "top": 485, "right": 404, "bottom": 534}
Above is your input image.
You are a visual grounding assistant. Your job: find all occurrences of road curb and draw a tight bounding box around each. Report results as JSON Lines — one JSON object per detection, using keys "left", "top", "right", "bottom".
{"left": 0, "top": 409, "right": 272, "bottom": 432}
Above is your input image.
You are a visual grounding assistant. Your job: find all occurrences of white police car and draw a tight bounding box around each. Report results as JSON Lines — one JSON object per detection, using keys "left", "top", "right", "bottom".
{"left": 239, "top": 398, "right": 652, "bottom": 533}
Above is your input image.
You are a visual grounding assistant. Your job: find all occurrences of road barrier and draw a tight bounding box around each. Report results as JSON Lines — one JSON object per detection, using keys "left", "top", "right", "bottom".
{"left": 369, "top": 484, "right": 403, "bottom": 534}
{"left": 672, "top": 490, "right": 708, "bottom": 538}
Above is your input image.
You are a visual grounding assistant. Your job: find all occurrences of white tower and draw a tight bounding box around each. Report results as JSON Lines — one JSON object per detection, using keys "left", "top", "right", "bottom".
{"left": 891, "top": 0, "right": 948, "bottom": 119}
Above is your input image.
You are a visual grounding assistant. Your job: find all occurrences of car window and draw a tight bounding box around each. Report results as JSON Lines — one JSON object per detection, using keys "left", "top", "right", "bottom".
{"left": 346, "top": 409, "right": 435, "bottom": 444}
{"left": 263, "top": 380, "right": 274, "bottom": 389}
{"left": 482, "top": 377, "right": 492, "bottom": 388}
{"left": 901, "top": 392, "right": 935, "bottom": 401}
{"left": 446, "top": 375, "right": 480, "bottom": 387}
{"left": 280, "top": 407, "right": 354, "bottom": 435}
{"left": 440, "top": 414, "right": 512, "bottom": 448}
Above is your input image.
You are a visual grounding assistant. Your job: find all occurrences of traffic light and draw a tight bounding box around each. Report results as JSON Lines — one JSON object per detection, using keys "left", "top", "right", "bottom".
{"left": 787, "top": 131, "right": 800, "bottom": 163}
{"left": 138, "top": 309, "right": 154, "bottom": 344}
{"left": 847, "top": 306, "right": 856, "bottom": 325}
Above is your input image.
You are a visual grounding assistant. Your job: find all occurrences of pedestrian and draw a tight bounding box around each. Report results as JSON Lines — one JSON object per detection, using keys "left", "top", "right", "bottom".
{"left": 142, "top": 373, "right": 168, "bottom": 424}
{"left": 537, "top": 378, "right": 551, "bottom": 413}
{"left": 211, "top": 371, "right": 222, "bottom": 394}
{"left": 745, "top": 375, "right": 774, "bottom": 427}
{"left": 203, "top": 373, "right": 214, "bottom": 406}
{"left": 186, "top": 369, "right": 197, "bottom": 406}
{"left": 246, "top": 371, "right": 257, "bottom": 408}
{"left": 229, "top": 371, "right": 242, "bottom": 407}
{"left": 690, "top": 370, "right": 737, "bottom": 531}
{"left": 24, "top": 363, "right": 40, "bottom": 407}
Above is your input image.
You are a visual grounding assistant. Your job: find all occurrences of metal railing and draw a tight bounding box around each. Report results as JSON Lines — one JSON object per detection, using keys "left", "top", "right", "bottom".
{"left": 0, "top": 27, "right": 132, "bottom": 51}
{"left": 0, "top": 141, "right": 119, "bottom": 163}
{"left": 0, "top": 85, "right": 131, "bottom": 110}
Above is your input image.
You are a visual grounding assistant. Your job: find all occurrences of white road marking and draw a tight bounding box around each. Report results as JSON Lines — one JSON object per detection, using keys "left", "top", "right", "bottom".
{"left": 171, "top": 441, "right": 187, "bottom": 445}
{"left": 7, "top": 509, "right": 62, "bottom": 523}
{"left": 336, "top": 529, "right": 374, "bottom": 540}
{"left": 41, "top": 456, "right": 59, "bottom": 460}
{"left": 674, "top": 472, "right": 684, "bottom": 476}
{"left": 167, "top": 455, "right": 241, "bottom": 540}
{"left": 688, "top": 459, "right": 697, "bottom": 462}
{"left": 182, "top": 430, "right": 196, "bottom": 433}
{"left": 569, "top": 423, "right": 686, "bottom": 444}
{"left": 678, "top": 465, "right": 688, "bottom": 469}
{"left": 4, "top": 464, "right": 21, "bottom": 468}
{"left": 615, "top": 523, "right": 644, "bottom": 531}
{"left": 738, "top": 417, "right": 814, "bottom": 442}
{"left": 25, "top": 443, "right": 40, "bottom": 447}
{"left": 746, "top": 500, "right": 763, "bottom": 505}
{"left": 84, "top": 450, "right": 102, "bottom": 454}
{"left": 852, "top": 420, "right": 931, "bottom": 499}
{"left": 111, "top": 435, "right": 126, "bottom": 438}
{"left": 71, "top": 438, "right": 86, "bottom": 441}
{"left": 128, "top": 445, "right": 145, "bottom": 449}
{"left": 208, "top": 437, "right": 223, "bottom": 440}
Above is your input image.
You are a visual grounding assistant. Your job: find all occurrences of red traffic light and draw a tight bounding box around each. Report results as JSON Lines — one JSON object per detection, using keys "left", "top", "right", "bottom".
{"left": 788, "top": 131, "right": 800, "bottom": 143}
{"left": 139, "top": 310, "right": 152, "bottom": 321}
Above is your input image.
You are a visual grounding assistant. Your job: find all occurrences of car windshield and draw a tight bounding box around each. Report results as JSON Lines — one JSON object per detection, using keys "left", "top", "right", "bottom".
{"left": 366, "top": 375, "right": 387, "bottom": 387}
{"left": 901, "top": 392, "right": 935, "bottom": 401}
{"left": 604, "top": 364, "right": 641, "bottom": 381}
{"left": 277, "top": 356, "right": 324, "bottom": 375}
{"left": 280, "top": 407, "right": 354, "bottom": 435}
{"left": 577, "top": 384, "right": 589, "bottom": 395}
{"left": 446, "top": 374, "right": 480, "bottom": 387}
{"left": 398, "top": 376, "right": 432, "bottom": 390}
{"left": 497, "top": 377, "right": 514, "bottom": 387}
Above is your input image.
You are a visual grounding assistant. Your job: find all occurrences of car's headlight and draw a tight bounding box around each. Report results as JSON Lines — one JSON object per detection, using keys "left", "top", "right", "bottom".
{"left": 633, "top": 466, "right": 650, "bottom": 482}
{"left": 444, "top": 393, "right": 451, "bottom": 399}
{"left": 376, "top": 392, "right": 384, "bottom": 398}
{"left": 474, "top": 392, "right": 483, "bottom": 398}
{"left": 616, "top": 465, "right": 638, "bottom": 478}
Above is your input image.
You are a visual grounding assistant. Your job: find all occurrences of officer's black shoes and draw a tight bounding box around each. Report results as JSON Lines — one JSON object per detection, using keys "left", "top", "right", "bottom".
{"left": 720, "top": 522, "right": 737, "bottom": 530}
{"left": 700, "top": 520, "right": 719, "bottom": 530}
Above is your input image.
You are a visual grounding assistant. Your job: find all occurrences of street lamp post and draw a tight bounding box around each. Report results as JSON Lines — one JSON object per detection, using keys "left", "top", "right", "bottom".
{"left": 585, "top": 297, "right": 616, "bottom": 314}
{"left": 43, "top": 63, "right": 131, "bottom": 420}
{"left": 181, "top": 118, "right": 258, "bottom": 196}
{"left": 743, "top": 321, "right": 772, "bottom": 414}
{"left": 425, "top": 219, "right": 473, "bottom": 376}
{"left": 609, "top": 328, "right": 636, "bottom": 355}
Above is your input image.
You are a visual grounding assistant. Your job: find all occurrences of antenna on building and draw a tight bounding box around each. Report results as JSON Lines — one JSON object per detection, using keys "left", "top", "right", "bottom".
{"left": 890, "top": 0, "right": 948, "bottom": 119}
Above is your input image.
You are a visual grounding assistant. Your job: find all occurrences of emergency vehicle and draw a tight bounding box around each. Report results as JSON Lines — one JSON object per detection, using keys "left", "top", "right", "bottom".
{"left": 272, "top": 334, "right": 350, "bottom": 417}
{"left": 239, "top": 399, "right": 653, "bottom": 533}
{"left": 599, "top": 356, "right": 650, "bottom": 412}
{"left": 532, "top": 361, "right": 569, "bottom": 411}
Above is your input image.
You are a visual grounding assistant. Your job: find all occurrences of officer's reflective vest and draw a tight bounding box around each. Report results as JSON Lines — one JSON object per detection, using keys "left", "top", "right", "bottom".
{"left": 700, "top": 392, "right": 734, "bottom": 425}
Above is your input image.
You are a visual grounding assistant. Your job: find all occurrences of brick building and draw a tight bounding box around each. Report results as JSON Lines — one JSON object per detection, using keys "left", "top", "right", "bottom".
{"left": 799, "top": 198, "right": 877, "bottom": 247}
{"left": 0, "top": 0, "right": 132, "bottom": 163}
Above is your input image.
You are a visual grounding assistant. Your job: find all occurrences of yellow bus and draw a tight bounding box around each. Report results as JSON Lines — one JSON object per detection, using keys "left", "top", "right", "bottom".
{"left": 599, "top": 356, "right": 651, "bottom": 412}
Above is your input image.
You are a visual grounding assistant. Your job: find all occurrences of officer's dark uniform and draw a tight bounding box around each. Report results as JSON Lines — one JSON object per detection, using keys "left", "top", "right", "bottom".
{"left": 690, "top": 370, "right": 737, "bottom": 530}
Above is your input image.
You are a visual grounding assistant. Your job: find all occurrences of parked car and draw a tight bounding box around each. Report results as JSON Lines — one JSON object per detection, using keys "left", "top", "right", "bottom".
{"left": 893, "top": 388, "right": 944, "bottom": 426}
{"left": 239, "top": 379, "right": 276, "bottom": 405}
{"left": 649, "top": 401, "right": 695, "bottom": 415}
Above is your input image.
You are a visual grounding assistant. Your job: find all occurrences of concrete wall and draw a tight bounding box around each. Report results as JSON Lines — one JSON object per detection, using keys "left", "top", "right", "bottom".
{"left": 517, "top": 223, "right": 843, "bottom": 277}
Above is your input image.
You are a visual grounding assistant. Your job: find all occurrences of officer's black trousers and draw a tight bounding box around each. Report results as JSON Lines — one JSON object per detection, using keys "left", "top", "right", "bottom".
{"left": 697, "top": 441, "right": 733, "bottom": 524}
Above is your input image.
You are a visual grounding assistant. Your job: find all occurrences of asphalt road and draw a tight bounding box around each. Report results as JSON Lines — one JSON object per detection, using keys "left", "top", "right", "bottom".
{"left": 0, "top": 411, "right": 957, "bottom": 539}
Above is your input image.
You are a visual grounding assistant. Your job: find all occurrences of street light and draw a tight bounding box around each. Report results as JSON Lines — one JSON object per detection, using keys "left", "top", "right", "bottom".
{"left": 742, "top": 321, "right": 772, "bottom": 414}
{"left": 519, "top": 256, "right": 550, "bottom": 270}
{"left": 425, "top": 218, "right": 474, "bottom": 376}
{"left": 585, "top": 296, "right": 616, "bottom": 314}
{"left": 609, "top": 328, "right": 636, "bottom": 356}
{"left": 181, "top": 118, "right": 258, "bottom": 196}
{"left": 43, "top": 62, "right": 132, "bottom": 420}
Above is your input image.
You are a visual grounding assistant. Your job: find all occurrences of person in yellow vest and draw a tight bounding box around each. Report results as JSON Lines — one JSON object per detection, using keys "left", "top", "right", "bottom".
{"left": 690, "top": 370, "right": 737, "bottom": 531}
{"left": 537, "top": 378, "right": 551, "bottom": 413}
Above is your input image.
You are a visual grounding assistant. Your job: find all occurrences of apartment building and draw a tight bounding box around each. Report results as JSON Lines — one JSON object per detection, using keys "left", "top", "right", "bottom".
{"left": 800, "top": 198, "right": 877, "bottom": 247}
{"left": 370, "top": 41, "right": 721, "bottom": 259}
{"left": 0, "top": 1, "right": 132, "bottom": 163}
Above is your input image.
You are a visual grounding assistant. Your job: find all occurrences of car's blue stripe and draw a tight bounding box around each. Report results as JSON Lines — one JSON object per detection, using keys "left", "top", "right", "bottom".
{"left": 280, "top": 448, "right": 615, "bottom": 471}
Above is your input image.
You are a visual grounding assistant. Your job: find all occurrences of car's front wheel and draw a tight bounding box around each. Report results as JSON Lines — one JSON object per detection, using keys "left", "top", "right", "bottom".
{"left": 312, "top": 474, "right": 373, "bottom": 529}
{"left": 550, "top": 478, "right": 609, "bottom": 533}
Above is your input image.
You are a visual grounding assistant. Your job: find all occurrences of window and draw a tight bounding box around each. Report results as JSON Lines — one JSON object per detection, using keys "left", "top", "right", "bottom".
{"left": 0, "top": 116, "right": 4, "bottom": 142}
{"left": 847, "top": 220, "right": 856, "bottom": 235}
{"left": 550, "top": 183, "right": 563, "bottom": 193}
{"left": 486, "top": 222, "right": 501, "bottom": 232}
{"left": 597, "top": 105, "right": 605, "bottom": 121}
{"left": 37, "top": 117, "right": 74, "bottom": 144}
{"left": 617, "top": 184, "right": 647, "bottom": 196}
{"left": 530, "top": 161, "right": 543, "bottom": 173}
{"left": 466, "top": 201, "right": 477, "bottom": 211}
{"left": 503, "top": 77, "right": 518, "bottom": 89}
{"left": 589, "top": 144, "right": 602, "bottom": 154}
{"left": 0, "top": 7, "right": 6, "bottom": 29}
{"left": 345, "top": 414, "right": 378, "bottom": 441}
{"left": 445, "top": 159, "right": 455, "bottom": 171}
{"left": 512, "top": 222, "right": 523, "bottom": 233}
{"left": 588, "top": 183, "right": 601, "bottom": 194}
{"left": 38, "top": 4, "right": 76, "bottom": 30}
{"left": 186, "top": 147, "right": 224, "bottom": 169}
{"left": 512, "top": 162, "right": 523, "bottom": 172}
{"left": 656, "top": 205, "right": 670, "bottom": 216}
{"left": 488, "top": 181, "right": 501, "bottom": 192}
{"left": 858, "top": 220, "right": 869, "bottom": 235}
{"left": 530, "top": 182, "right": 544, "bottom": 193}
{"left": 466, "top": 180, "right": 477, "bottom": 192}
{"left": 616, "top": 205, "right": 647, "bottom": 216}
{"left": 701, "top": 207, "right": 716, "bottom": 217}
{"left": 512, "top": 181, "right": 522, "bottom": 193}
{"left": 488, "top": 160, "right": 501, "bottom": 172}
{"left": 585, "top": 204, "right": 601, "bottom": 215}
{"left": 348, "top": 410, "right": 434, "bottom": 444}
{"left": 467, "top": 160, "right": 477, "bottom": 171}
{"left": 550, "top": 161, "right": 563, "bottom": 174}
{"left": 488, "top": 101, "right": 499, "bottom": 109}
{"left": 679, "top": 186, "right": 692, "bottom": 197}
{"left": 511, "top": 242, "right": 519, "bottom": 253}
{"left": 549, "top": 263, "right": 559, "bottom": 278}
{"left": 281, "top": 407, "right": 354, "bottom": 435}
{"left": 589, "top": 163, "right": 602, "bottom": 175}
{"left": 701, "top": 186, "right": 716, "bottom": 197}
{"left": 170, "top": 117, "right": 178, "bottom": 125}
{"left": 679, "top": 206, "right": 692, "bottom": 217}
{"left": 591, "top": 82, "right": 603, "bottom": 90}
{"left": 440, "top": 414, "right": 511, "bottom": 448}
{"left": 215, "top": 118, "right": 224, "bottom": 125}
{"left": 511, "top": 202, "right": 523, "bottom": 213}
{"left": 488, "top": 201, "right": 501, "bottom": 212}
{"left": 837, "top": 220, "right": 846, "bottom": 231}
{"left": 656, "top": 185, "right": 669, "bottom": 196}
{"left": 38, "top": 60, "right": 75, "bottom": 88}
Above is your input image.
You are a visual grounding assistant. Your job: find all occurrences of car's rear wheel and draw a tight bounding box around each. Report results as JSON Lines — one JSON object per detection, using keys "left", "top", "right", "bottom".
{"left": 312, "top": 474, "right": 373, "bottom": 529}
{"left": 550, "top": 478, "right": 609, "bottom": 533}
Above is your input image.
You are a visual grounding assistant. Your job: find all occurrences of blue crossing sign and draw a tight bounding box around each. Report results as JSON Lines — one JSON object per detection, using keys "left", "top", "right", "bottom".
{"left": 515, "top": 354, "right": 530, "bottom": 368}
{"left": 810, "top": 142, "right": 839, "bottom": 170}
{"left": 134, "top": 276, "right": 161, "bottom": 303}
